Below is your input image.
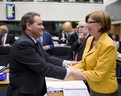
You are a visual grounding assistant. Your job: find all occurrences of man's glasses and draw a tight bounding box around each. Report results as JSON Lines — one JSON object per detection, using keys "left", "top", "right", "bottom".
{"left": 87, "top": 21, "right": 98, "bottom": 24}
{"left": 77, "top": 26, "right": 85, "bottom": 29}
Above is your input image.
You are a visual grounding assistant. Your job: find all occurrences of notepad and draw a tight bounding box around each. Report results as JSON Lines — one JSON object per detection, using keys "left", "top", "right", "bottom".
{"left": 0, "top": 66, "right": 6, "bottom": 73}
{"left": 62, "top": 81, "right": 87, "bottom": 90}
{"left": 63, "top": 89, "right": 90, "bottom": 96}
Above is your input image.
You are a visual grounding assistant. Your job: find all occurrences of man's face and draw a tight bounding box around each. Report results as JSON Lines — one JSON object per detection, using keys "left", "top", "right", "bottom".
{"left": 0, "top": 27, "right": 5, "bottom": 35}
{"left": 26, "top": 15, "right": 44, "bottom": 39}
{"left": 77, "top": 22, "right": 89, "bottom": 36}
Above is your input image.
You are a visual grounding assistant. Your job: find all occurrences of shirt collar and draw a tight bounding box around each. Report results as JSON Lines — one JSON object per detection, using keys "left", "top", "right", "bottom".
{"left": 29, "top": 35, "right": 37, "bottom": 44}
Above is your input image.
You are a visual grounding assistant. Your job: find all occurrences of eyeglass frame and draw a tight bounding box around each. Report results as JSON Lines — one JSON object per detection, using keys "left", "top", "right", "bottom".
{"left": 87, "top": 21, "right": 99, "bottom": 24}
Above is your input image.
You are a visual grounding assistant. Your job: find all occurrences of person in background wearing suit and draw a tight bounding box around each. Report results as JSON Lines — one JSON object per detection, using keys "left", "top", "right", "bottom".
{"left": 68, "top": 27, "right": 78, "bottom": 46}
{"left": 71, "top": 21, "right": 91, "bottom": 93}
{"left": 67, "top": 26, "right": 79, "bottom": 60}
{"left": 71, "top": 21, "right": 91, "bottom": 61}
{"left": 7, "top": 12, "right": 87, "bottom": 96}
{"left": 72, "top": 11, "right": 118, "bottom": 96}
{"left": 37, "top": 30, "right": 54, "bottom": 55}
{"left": 0, "top": 25, "right": 16, "bottom": 47}
{"left": 59, "top": 29, "right": 67, "bottom": 45}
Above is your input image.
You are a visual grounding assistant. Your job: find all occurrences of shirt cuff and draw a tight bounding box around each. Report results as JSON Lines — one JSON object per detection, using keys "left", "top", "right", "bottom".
{"left": 48, "top": 45, "right": 50, "bottom": 49}
{"left": 62, "top": 60, "right": 66, "bottom": 67}
{"left": 62, "top": 60, "right": 71, "bottom": 67}
{"left": 65, "top": 68, "right": 70, "bottom": 77}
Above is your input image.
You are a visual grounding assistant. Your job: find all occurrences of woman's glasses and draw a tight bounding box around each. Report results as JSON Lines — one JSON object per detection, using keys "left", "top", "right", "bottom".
{"left": 87, "top": 21, "right": 98, "bottom": 24}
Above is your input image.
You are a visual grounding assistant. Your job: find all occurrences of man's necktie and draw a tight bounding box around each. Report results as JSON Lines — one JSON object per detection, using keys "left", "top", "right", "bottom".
{"left": 35, "top": 41, "right": 45, "bottom": 58}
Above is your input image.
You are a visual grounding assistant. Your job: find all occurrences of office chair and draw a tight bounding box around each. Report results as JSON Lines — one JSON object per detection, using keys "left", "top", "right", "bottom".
{"left": 51, "top": 46, "right": 72, "bottom": 60}
{"left": 0, "top": 46, "right": 11, "bottom": 67}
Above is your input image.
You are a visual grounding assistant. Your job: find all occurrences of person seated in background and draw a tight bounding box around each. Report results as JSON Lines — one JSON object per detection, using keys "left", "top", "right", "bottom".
{"left": 71, "top": 21, "right": 91, "bottom": 61}
{"left": 68, "top": 26, "right": 78, "bottom": 46}
{"left": 112, "top": 33, "right": 119, "bottom": 50}
{"left": 67, "top": 28, "right": 76, "bottom": 44}
{"left": 0, "top": 25, "right": 16, "bottom": 47}
{"left": 71, "top": 21, "right": 91, "bottom": 93}
{"left": 37, "top": 29, "right": 54, "bottom": 55}
{"left": 59, "top": 29, "right": 67, "bottom": 45}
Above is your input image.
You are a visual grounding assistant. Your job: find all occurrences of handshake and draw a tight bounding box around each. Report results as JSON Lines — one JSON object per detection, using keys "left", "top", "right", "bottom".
{"left": 64, "top": 60, "right": 88, "bottom": 81}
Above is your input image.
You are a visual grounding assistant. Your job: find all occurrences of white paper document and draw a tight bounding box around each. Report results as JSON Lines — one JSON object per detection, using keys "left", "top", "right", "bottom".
{"left": 63, "top": 89, "right": 90, "bottom": 96}
{"left": 62, "top": 80, "right": 87, "bottom": 90}
{"left": 46, "top": 81, "right": 63, "bottom": 90}
{"left": 45, "top": 77, "right": 63, "bottom": 81}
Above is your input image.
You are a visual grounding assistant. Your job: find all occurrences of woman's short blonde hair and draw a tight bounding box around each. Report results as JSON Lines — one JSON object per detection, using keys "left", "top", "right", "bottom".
{"left": 85, "top": 11, "right": 111, "bottom": 33}
{"left": 0, "top": 25, "right": 8, "bottom": 33}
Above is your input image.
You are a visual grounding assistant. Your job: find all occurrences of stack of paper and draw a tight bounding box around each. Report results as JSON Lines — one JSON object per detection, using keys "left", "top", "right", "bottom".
{"left": 62, "top": 80, "right": 87, "bottom": 90}
{"left": 63, "top": 90, "right": 90, "bottom": 96}
{"left": 46, "top": 81, "right": 63, "bottom": 90}
{"left": 63, "top": 81, "right": 90, "bottom": 96}
{"left": 46, "top": 80, "right": 90, "bottom": 96}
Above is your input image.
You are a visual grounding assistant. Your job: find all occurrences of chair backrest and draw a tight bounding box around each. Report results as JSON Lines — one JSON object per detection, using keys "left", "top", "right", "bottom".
{"left": 51, "top": 46, "right": 72, "bottom": 60}
{"left": 0, "top": 46, "right": 11, "bottom": 67}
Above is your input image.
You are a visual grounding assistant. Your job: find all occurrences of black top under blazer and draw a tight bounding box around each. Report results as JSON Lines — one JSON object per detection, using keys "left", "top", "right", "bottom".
{"left": 7, "top": 32, "right": 66, "bottom": 96}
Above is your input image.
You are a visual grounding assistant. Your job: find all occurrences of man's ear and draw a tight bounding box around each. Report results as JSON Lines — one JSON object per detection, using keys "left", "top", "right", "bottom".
{"left": 26, "top": 23, "right": 31, "bottom": 31}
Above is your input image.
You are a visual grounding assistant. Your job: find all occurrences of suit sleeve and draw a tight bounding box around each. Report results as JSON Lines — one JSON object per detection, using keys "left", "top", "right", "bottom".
{"left": 71, "top": 40, "right": 80, "bottom": 51}
{"left": 14, "top": 41, "right": 66, "bottom": 79}
{"left": 48, "top": 34, "right": 54, "bottom": 50}
{"left": 9, "top": 34, "right": 16, "bottom": 46}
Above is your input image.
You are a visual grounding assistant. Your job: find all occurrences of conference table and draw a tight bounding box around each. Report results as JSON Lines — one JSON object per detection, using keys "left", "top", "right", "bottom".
{"left": 0, "top": 69, "right": 89, "bottom": 96}
{"left": 1, "top": 58, "right": 121, "bottom": 95}
{"left": 0, "top": 69, "right": 9, "bottom": 92}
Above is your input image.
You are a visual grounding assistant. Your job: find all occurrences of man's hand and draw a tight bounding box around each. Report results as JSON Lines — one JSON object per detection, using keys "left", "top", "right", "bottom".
{"left": 43, "top": 45, "right": 49, "bottom": 50}
{"left": 3, "top": 44, "right": 9, "bottom": 47}
{"left": 78, "top": 33, "right": 85, "bottom": 43}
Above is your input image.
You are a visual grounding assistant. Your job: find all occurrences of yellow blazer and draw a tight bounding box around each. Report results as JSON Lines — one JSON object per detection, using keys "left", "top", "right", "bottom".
{"left": 73, "top": 33, "right": 118, "bottom": 93}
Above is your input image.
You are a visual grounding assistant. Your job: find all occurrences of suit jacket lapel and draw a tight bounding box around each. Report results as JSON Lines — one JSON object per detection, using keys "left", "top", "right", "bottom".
{"left": 77, "top": 34, "right": 90, "bottom": 51}
{"left": 84, "top": 33, "right": 107, "bottom": 58}
{"left": 42, "top": 32, "right": 45, "bottom": 45}
{"left": 35, "top": 42, "right": 45, "bottom": 58}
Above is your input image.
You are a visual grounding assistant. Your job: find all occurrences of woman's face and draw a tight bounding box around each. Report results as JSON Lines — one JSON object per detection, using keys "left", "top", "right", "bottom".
{"left": 87, "top": 17, "right": 102, "bottom": 36}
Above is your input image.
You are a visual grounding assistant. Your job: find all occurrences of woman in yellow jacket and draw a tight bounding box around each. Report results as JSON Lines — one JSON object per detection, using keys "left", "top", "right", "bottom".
{"left": 73, "top": 11, "right": 118, "bottom": 96}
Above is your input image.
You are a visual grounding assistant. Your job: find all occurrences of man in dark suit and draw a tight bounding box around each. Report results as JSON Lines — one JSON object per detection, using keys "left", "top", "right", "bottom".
{"left": 7, "top": 12, "right": 87, "bottom": 96}
{"left": 71, "top": 21, "right": 91, "bottom": 61}
{"left": 37, "top": 31, "right": 54, "bottom": 55}
{"left": 0, "top": 25, "right": 16, "bottom": 47}
{"left": 68, "top": 30, "right": 78, "bottom": 46}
